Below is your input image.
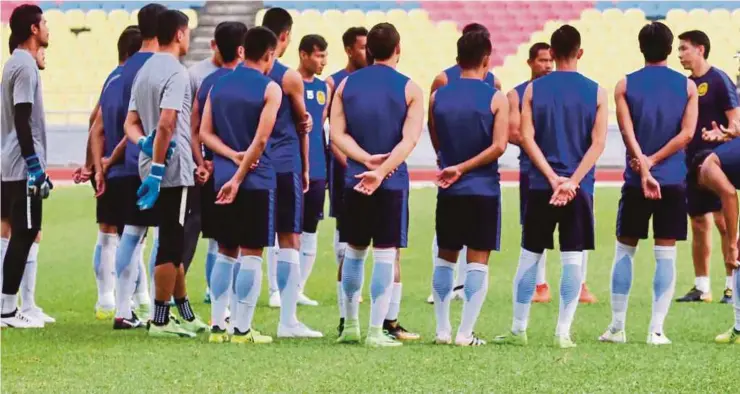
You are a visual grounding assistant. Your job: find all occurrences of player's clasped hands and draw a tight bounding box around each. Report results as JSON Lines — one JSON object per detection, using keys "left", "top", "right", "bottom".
{"left": 435, "top": 165, "right": 462, "bottom": 189}
{"left": 641, "top": 174, "right": 662, "bottom": 200}
{"left": 549, "top": 176, "right": 577, "bottom": 206}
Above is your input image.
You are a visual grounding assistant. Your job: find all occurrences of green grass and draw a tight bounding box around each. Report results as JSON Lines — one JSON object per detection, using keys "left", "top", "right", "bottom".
{"left": 1, "top": 186, "right": 737, "bottom": 393}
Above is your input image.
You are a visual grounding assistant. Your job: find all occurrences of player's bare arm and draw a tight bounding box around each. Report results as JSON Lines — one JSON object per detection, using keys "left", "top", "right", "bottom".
{"left": 284, "top": 70, "right": 311, "bottom": 191}
{"left": 89, "top": 107, "right": 105, "bottom": 174}
{"left": 329, "top": 78, "right": 374, "bottom": 165}
{"left": 199, "top": 95, "right": 240, "bottom": 164}
{"left": 151, "top": 108, "right": 177, "bottom": 165}
{"left": 124, "top": 110, "right": 145, "bottom": 144}
{"left": 507, "top": 89, "right": 522, "bottom": 145}
{"left": 698, "top": 154, "right": 739, "bottom": 269}
{"left": 326, "top": 75, "right": 348, "bottom": 167}
{"left": 520, "top": 83, "right": 560, "bottom": 188}
{"left": 650, "top": 79, "right": 698, "bottom": 165}
{"left": 190, "top": 86, "right": 205, "bottom": 168}
{"left": 428, "top": 91, "right": 440, "bottom": 153}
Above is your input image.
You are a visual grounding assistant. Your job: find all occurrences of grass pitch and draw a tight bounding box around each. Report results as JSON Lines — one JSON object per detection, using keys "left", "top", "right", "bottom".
{"left": 1, "top": 186, "right": 736, "bottom": 393}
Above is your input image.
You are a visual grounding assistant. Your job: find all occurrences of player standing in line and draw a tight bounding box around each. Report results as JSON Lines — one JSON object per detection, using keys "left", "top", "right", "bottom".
{"left": 429, "top": 31, "right": 509, "bottom": 346}
{"left": 331, "top": 22, "right": 424, "bottom": 347}
{"left": 261, "top": 7, "right": 322, "bottom": 338}
{"left": 200, "top": 26, "right": 280, "bottom": 344}
{"left": 675, "top": 30, "right": 740, "bottom": 304}
{"left": 88, "top": 26, "right": 144, "bottom": 320}
{"left": 124, "top": 9, "right": 208, "bottom": 338}
{"left": 493, "top": 25, "right": 607, "bottom": 348}
{"left": 296, "top": 34, "right": 330, "bottom": 307}
{"left": 325, "top": 26, "right": 367, "bottom": 332}
{"left": 599, "top": 22, "right": 698, "bottom": 345}
{"left": 0, "top": 5, "right": 52, "bottom": 328}
{"left": 191, "top": 21, "right": 248, "bottom": 321}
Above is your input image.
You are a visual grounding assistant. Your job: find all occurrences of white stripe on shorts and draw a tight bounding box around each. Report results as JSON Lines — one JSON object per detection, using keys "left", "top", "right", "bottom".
{"left": 179, "top": 188, "right": 187, "bottom": 226}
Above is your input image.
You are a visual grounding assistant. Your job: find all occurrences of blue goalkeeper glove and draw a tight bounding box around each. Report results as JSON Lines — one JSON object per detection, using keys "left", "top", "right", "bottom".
{"left": 137, "top": 131, "right": 176, "bottom": 161}
{"left": 136, "top": 162, "right": 164, "bottom": 210}
{"left": 25, "top": 154, "right": 53, "bottom": 199}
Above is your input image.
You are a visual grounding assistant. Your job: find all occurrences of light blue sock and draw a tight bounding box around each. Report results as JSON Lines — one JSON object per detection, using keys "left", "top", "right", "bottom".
{"left": 649, "top": 245, "right": 676, "bottom": 334}
{"left": 610, "top": 241, "right": 636, "bottom": 331}
{"left": 94, "top": 232, "right": 117, "bottom": 309}
{"left": 147, "top": 229, "right": 159, "bottom": 312}
{"left": 205, "top": 239, "right": 218, "bottom": 290}
{"left": 210, "top": 253, "right": 236, "bottom": 328}
{"left": 733, "top": 269, "right": 740, "bottom": 331}
{"left": 234, "top": 255, "right": 262, "bottom": 333}
{"left": 556, "top": 251, "right": 584, "bottom": 337}
{"left": 277, "top": 249, "right": 300, "bottom": 326}
{"left": 114, "top": 226, "right": 146, "bottom": 319}
{"left": 511, "top": 248, "right": 540, "bottom": 333}
{"left": 341, "top": 246, "right": 367, "bottom": 321}
{"left": 432, "top": 258, "right": 455, "bottom": 336}
{"left": 369, "top": 248, "right": 395, "bottom": 328}
{"left": 458, "top": 263, "right": 489, "bottom": 338}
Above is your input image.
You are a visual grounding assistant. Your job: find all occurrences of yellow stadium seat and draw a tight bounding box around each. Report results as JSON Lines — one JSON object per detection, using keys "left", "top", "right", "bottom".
{"left": 624, "top": 8, "right": 646, "bottom": 22}
{"left": 322, "top": 9, "right": 343, "bottom": 23}
{"left": 665, "top": 8, "right": 688, "bottom": 22}
{"left": 130, "top": 10, "right": 139, "bottom": 26}
{"left": 342, "top": 10, "right": 365, "bottom": 26}
{"left": 181, "top": 8, "right": 198, "bottom": 29}
{"left": 709, "top": 8, "right": 731, "bottom": 21}
{"left": 408, "top": 9, "right": 429, "bottom": 23}
{"left": 602, "top": 8, "right": 623, "bottom": 21}
{"left": 65, "top": 9, "right": 86, "bottom": 28}
{"left": 301, "top": 9, "right": 322, "bottom": 23}
{"left": 108, "top": 9, "right": 131, "bottom": 30}
{"left": 44, "top": 9, "right": 67, "bottom": 30}
{"left": 580, "top": 8, "right": 602, "bottom": 23}
{"left": 255, "top": 8, "right": 266, "bottom": 25}
{"left": 688, "top": 8, "right": 710, "bottom": 20}
{"left": 386, "top": 9, "right": 408, "bottom": 24}
{"left": 85, "top": 9, "right": 107, "bottom": 27}
{"left": 365, "top": 10, "right": 386, "bottom": 26}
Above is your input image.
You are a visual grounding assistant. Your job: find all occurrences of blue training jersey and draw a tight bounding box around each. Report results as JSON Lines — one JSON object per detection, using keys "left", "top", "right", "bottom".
{"left": 267, "top": 60, "right": 301, "bottom": 174}
{"left": 529, "top": 71, "right": 599, "bottom": 194}
{"left": 342, "top": 64, "right": 410, "bottom": 190}
{"left": 433, "top": 78, "right": 500, "bottom": 196}
{"left": 119, "top": 52, "right": 154, "bottom": 176}
{"left": 714, "top": 137, "right": 740, "bottom": 189}
{"left": 688, "top": 66, "right": 740, "bottom": 158}
{"left": 514, "top": 81, "right": 531, "bottom": 173}
{"left": 304, "top": 77, "right": 328, "bottom": 180}
{"left": 98, "top": 65, "right": 126, "bottom": 179}
{"left": 624, "top": 66, "right": 688, "bottom": 186}
{"left": 210, "top": 66, "right": 275, "bottom": 190}
{"left": 197, "top": 67, "right": 233, "bottom": 160}
{"left": 444, "top": 64, "right": 495, "bottom": 87}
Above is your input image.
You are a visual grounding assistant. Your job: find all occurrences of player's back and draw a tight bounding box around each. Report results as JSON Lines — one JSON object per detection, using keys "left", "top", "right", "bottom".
{"left": 514, "top": 81, "right": 531, "bottom": 173}
{"left": 188, "top": 58, "right": 219, "bottom": 98}
{"left": 444, "top": 64, "right": 495, "bottom": 87}
{"left": 210, "top": 66, "right": 274, "bottom": 190}
{"left": 530, "top": 71, "right": 598, "bottom": 193}
{"left": 120, "top": 51, "right": 154, "bottom": 174}
{"left": 342, "top": 64, "right": 409, "bottom": 190}
{"left": 304, "top": 77, "right": 327, "bottom": 180}
{"left": 624, "top": 66, "right": 688, "bottom": 186}
{"left": 689, "top": 66, "right": 739, "bottom": 156}
{"left": 99, "top": 65, "right": 127, "bottom": 178}
{"left": 267, "top": 60, "right": 300, "bottom": 173}
{"left": 197, "top": 68, "right": 232, "bottom": 120}
{"left": 433, "top": 79, "right": 500, "bottom": 196}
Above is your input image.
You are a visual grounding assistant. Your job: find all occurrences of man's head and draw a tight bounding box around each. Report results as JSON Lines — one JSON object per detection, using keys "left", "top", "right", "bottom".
{"left": 244, "top": 26, "right": 278, "bottom": 74}
{"left": 638, "top": 22, "right": 673, "bottom": 63}
{"left": 456, "top": 31, "right": 491, "bottom": 72}
{"left": 215, "top": 21, "right": 248, "bottom": 65}
{"left": 462, "top": 22, "right": 489, "bottom": 38}
{"left": 35, "top": 46, "right": 46, "bottom": 70}
{"left": 550, "top": 24, "right": 582, "bottom": 60}
{"left": 299, "top": 34, "right": 328, "bottom": 76}
{"left": 9, "top": 5, "right": 48, "bottom": 50}
{"left": 261, "top": 7, "right": 292, "bottom": 57}
{"left": 137, "top": 3, "right": 167, "bottom": 40}
{"left": 366, "top": 22, "right": 400, "bottom": 63}
{"left": 678, "top": 30, "right": 710, "bottom": 71}
{"left": 527, "top": 42, "right": 553, "bottom": 78}
{"left": 342, "top": 26, "right": 368, "bottom": 69}
{"left": 118, "top": 25, "right": 143, "bottom": 63}
{"left": 156, "top": 10, "right": 190, "bottom": 56}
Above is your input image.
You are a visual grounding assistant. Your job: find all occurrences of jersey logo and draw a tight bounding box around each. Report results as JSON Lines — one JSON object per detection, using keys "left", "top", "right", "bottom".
{"left": 307, "top": 90, "right": 314, "bottom": 100}
{"left": 697, "top": 82, "right": 708, "bottom": 97}
{"left": 316, "top": 90, "right": 326, "bottom": 105}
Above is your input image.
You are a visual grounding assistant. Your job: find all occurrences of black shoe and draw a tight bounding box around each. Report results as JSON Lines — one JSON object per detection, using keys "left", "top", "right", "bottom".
{"left": 337, "top": 318, "right": 345, "bottom": 337}
{"left": 383, "top": 319, "right": 421, "bottom": 341}
{"left": 113, "top": 312, "right": 143, "bottom": 330}
{"left": 676, "top": 286, "right": 712, "bottom": 303}
{"left": 720, "top": 288, "right": 733, "bottom": 304}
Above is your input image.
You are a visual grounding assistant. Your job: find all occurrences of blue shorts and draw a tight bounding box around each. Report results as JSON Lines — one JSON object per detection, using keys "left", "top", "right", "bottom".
{"left": 214, "top": 188, "right": 275, "bottom": 250}
{"left": 96, "top": 176, "right": 126, "bottom": 227}
{"left": 436, "top": 194, "right": 501, "bottom": 251}
{"left": 341, "top": 187, "right": 408, "bottom": 248}
{"left": 522, "top": 188, "right": 595, "bottom": 253}
{"left": 200, "top": 178, "right": 218, "bottom": 239}
{"left": 276, "top": 172, "right": 303, "bottom": 234}
{"left": 616, "top": 185, "right": 688, "bottom": 240}
{"left": 519, "top": 170, "right": 529, "bottom": 225}
{"left": 303, "top": 179, "right": 326, "bottom": 233}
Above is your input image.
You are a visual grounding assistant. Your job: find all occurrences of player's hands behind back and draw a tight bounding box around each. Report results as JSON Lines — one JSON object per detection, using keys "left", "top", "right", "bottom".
{"left": 215, "top": 178, "right": 240, "bottom": 205}
{"left": 136, "top": 163, "right": 164, "bottom": 210}
{"left": 641, "top": 174, "right": 662, "bottom": 200}
{"left": 138, "top": 131, "right": 176, "bottom": 162}
{"left": 72, "top": 166, "right": 92, "bottom": 184}
{"left": 549, "top": 176, "right": 577, "bottom": 206}
{"left": 354, "top": 170, "right": 384, "bottom": 196}
{"left": 436, "top": 165, "right": 462, "bottom": 189}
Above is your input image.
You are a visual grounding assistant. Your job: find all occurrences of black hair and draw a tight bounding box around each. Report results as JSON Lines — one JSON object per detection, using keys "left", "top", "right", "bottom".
{"left": 678, "top": 30, "right": 711, "bottom": 59}
{"left": 215, "top": 21, "right": 248, "bottom": 63}
{"left": 457, "top": 31, "right": 491, "bottom": 69}
{"left": 528, "top": 42, "right": 550, "bottom": 61}
{"left": 342, "top": 26, "right": 368, "bottom": 48}
{"left": 118, "top": 25, "right": 143, "bottom": 62}
{"left": 366, "top": 22, "right": 400, "bottom": 61}
{"left": 137, "top": 3, "right": 167, "bottom": 39}
{"left": 299, "top": 34, "right": 327, "bottom": 55}
{"left": 550, "top": 24, "right": 581, "bottom": 59}
{"left": 156, "top": 10, "right": 189, "bottom": 46}
{"left": 262, "top": 7, "right": 293, "bottom": 37}
{"left": 462, "top": 22, "right": 489, "bottom": 37}
{"left": 638, "top": 22, "right": 673, "bottom": 63}
{"left": 243, "top": 26, "right": 278, "bottom": 61}
{"left": 9, "top": 4, "right": 43, "bottom": 47}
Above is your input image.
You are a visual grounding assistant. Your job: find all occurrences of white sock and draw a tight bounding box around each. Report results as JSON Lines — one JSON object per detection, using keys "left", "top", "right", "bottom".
{"left": 229, "top": 257, "right": 240, "bottom": 324}
{"left": 695, "top": 276, "right": 710, "bottom": 294}
{"left": 1, "top": 293, "right": 18, "bottom": 315}
{"left": 342, "top": 246, "right": 367, "bottom": 320}
{"left": 20, "top": 242, "right": 40, "bottom": 310}
{"left": 511, "top": 248, "right": 541, "bottom": 333}
{"left": 649, "top": 245, "right": 677, "bottom": 334}
{"left": 96, "top": 233, "right": 118, "bottom": 309}
{"left": 1, "top": 237, "right": 9, "bottom": 286}
{"left": 582, "top": 250, "right": 589, "bottom": 282}
{"left": 334, "top": 230, "right": 346, "bottom": 267}
{"left": 115, "top": 226, "right": 146, "bottom": 319}
{"left": 454, "top": 246, "right": 467, "bottom": 290}
{"left": 148, "top": 227, "right": 158, "bottom": 314}
{"left": 277, "top": 248, "right": 300, "bottom": 326}
{"left": 432, "top": 258, "right": 455, "bottom": 337}
{"left": 457, "top": 262, "right": 489, "bottom": 339}
{"left": 234, "top": 255, "right": 262, "bottom": 333}
{"left": 733, "top": 268, "right": 740, "bottom": 331}
{"left": 535, "top": 251, "right": 548, "bottom": 285}
{"left": 369, "top": 248, "right": 396, "bottom": 329}
{"left": 610, "top": 241, "right": 636, "bottom": 331}
{"left": 299, "top": 232, "right": 318, "bottom": 294}
{"left": 726, "top": 276, "right": 733, "bottom": 290}
{"left": 386, "top": 282, "right": 402, "bottom": 321}
{"left": 556, "top": 251, "right": 584, "bottom": 337}
{"left": 266, "top": 244, "right": 279, "bottom": 294}
{"left": 134, "top": 242, "right": 149, "bottom": 301}
{"left": 210, "top": 253, "right": 237, "bottom": 329}
{"left": 336, "top": 281, "right": 345, "bottom": 319}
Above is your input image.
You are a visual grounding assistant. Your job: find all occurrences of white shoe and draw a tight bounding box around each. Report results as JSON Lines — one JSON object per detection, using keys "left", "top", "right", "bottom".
{"left": 455, "top": 333, "right": 486, "bottom": 347}
{"left": 268, "top": 291, "right": 281, "bottom": 308}
{"left": 434, "top": 333, "right": 452, "bottom": 344}
{"left": 647, "top": 332, "right": 672, "bottom": 345}
{"left": 426, "top": 294, "right": 434, "bottom": 304}
{"left": 277, "top": 321, "right": 324, "bottom": 338}
{"left": 1, "top": 310, "right": 44, "bottom": 328}
{"left": 598, "top": 327, "right": 627, "bottom": 344}
{"left": 22, "top": 306, "right": 55, "bottom": 324}
{"left": 297, "top": 293, "right": 319, "bottom": 306}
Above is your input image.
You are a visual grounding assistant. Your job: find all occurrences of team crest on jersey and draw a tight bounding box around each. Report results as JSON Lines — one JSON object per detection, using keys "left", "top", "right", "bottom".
{"left": 317, "top": 90, "right": 326, "bottom": 105}
{"left": 307, "top": 90, "right": 314, "bottom": 100}
{"left": 697, "top": 82, "right": 708, "bottom": 97}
